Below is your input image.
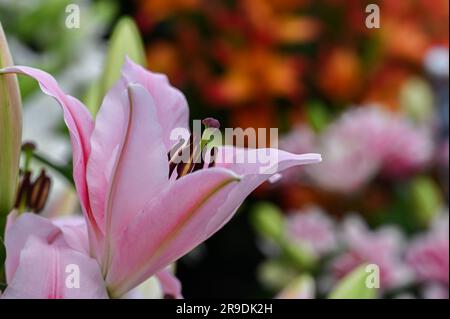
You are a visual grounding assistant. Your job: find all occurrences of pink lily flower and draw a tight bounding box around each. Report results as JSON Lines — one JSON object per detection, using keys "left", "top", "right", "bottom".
{"left": 0, "top": 58, "right": 321, "bottom": 298}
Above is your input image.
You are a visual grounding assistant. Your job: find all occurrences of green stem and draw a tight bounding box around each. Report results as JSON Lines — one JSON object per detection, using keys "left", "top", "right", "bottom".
{"left": 23, "top": 147, "right": 33, "bottom": 172}
{"left": 0, "top": 233, "right": 6, "bottom": 291}
{"left": 31, "top": 152, "right": 74, "bottom": 187}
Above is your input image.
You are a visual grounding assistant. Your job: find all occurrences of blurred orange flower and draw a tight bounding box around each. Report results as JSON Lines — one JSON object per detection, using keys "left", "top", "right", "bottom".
{"left": 316, "top": 47, "right": 362, "bottom": 103}
{"left": 207, "top": 47, "right": 304, "bottom": 106}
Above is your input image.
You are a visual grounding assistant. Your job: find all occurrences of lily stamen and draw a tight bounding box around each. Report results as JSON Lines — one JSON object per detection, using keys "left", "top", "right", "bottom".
{"left": 168, "top": 138, "right": 186, "bottom": 177}
{"left": 27, "top": 170, "right": 51, "bottom": 213}
{"left": 14, "top": 169, "right": 51, "bottom": 214}
{"left": 170, "top": 117, "right": 221, "bottom": 179}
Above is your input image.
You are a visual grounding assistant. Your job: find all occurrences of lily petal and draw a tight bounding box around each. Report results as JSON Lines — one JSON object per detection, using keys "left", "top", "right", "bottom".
{"left": 0, "top": 66, "right": 98, "bottom": 235}
{"left": 207, "top": 146, "right": 322, "bottom": 236}
{"left": 121, "top": 57, "right": 189, "bottom": 150}
{"left": 53, "top": 216, "right": 90, "bottom": 254}
{"left": 87, "top": 80, "right": 168, "bottom": 239}
{"left": 106, "top": 167, "right": 240, "bottom": 296}
{"left": 86, "top": 78, "right": 126, "bottom": 236}
{"left": 4, "top": 213, "right": 88, "bottom": 283}
{"left": 2, "top": 237, "right": 107, "bottom": 299}
{"left": 155, "top": 269, "right": 183, "bottom": 299}
{"left": 97, "top": 84, "right": 168, "bottom": 273}
{"left": 122, "top": 276, "right": 163, "bottom": 299}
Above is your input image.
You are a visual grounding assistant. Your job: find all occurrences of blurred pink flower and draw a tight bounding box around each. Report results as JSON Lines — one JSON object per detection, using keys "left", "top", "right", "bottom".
{"left": 422, "top": 284, "right": 449, "bottom": 299}
{"left": 307, "top": 106, "right": 433, "bottom": 192}
{"left": 378, "top": 115, "right": 434, "bottom": 178}
{"left": 437, "top": 139, "right": 449, "bottom": 168}
{"left": 406, "top": 213, "right": 449, "bottom": 287}
{"left": 331, "top": 216, "right": 412, "bottom": 290}
{"left": 285, "top": 206, "right": 336, "bottom": 258}
{"left": 280, "top": 125, "right": 316, "bottom": 155}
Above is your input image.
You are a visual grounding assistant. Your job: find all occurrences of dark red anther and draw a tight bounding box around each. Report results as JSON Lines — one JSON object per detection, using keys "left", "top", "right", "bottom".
{"left": 14, "top": 169, "right": 51, "bottom": 213}
{"left": 202, "top": 117, "right": 221, "bottom": 129}
{"left": 191, "top": 161, "right": 204, "bottom": 173}
{"left": 168, "top": 138, "right": 186, "bottom": 177}
{"left": 28, "top": 170, "right": 51, "bottom": 213}
{"left": 14, "top": 171, "right": 31, "bottom": 209}
{"left": 168, "top": 121, "right": 221, "bottom": 179}
{"left": 21, "top": 142, "right": 36, "bottom": 152}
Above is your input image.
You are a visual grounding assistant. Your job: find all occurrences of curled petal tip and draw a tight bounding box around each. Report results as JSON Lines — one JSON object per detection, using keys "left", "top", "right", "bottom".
{"left": 302, "top": 153, "right": 322, "bottom": 163}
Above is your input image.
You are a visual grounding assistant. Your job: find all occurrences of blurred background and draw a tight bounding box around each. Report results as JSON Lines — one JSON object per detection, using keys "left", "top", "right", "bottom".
{"left": 0, "top": 0, "right": 448, "bottom": 298}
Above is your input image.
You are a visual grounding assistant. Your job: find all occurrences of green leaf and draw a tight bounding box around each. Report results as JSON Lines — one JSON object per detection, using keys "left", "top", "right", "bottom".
{"left": 306, "top": 100, "right": 331, "bottom": 133}
{"left": 86, "top": 16, "right": 146, "bottom": 115}
{"left": 328, "top": 264, "right": 378, "bottom": 299}
{"left": 0, "top": 22, "right": 22, "bottom": 224}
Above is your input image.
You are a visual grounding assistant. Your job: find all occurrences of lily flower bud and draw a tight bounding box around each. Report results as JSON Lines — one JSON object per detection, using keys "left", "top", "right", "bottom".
{"left": 0, "top": 22, "right": 22, "bottom": 226}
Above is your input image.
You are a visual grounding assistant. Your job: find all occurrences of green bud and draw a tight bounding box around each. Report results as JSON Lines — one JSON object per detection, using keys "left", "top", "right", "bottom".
{"left": 87, "top": 17, "right": 146, "bottom": 115}
{"left": 0, "top": 21, "right": 22, "bottom": 225}
{"left": 280, "top": 239, "right": 317, "bottom": 271}
{"left": 251, "top": 202, "right": 318, "bottom": 270}
{"left": 400, "top": 77, "right": 434, "bottom": 124}
{"left": 257, "top": 260, "right": 298, "bottom": 291}
{"left": 410, "top": 176, "right": 443, "bottom": 228}
{"left": 277, "top": 275, "right": 315, "bottom": 299}
{"left": 328, "top": 264, "right": 378, "bottom": 299}
{"left": 250, "top": 202, "right": 284, "bottom": 241}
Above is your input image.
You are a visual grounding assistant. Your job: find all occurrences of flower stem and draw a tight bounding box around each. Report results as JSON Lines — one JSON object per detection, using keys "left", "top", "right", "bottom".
{"left": 31, "top": 152, "right": 74, "bottom": 187}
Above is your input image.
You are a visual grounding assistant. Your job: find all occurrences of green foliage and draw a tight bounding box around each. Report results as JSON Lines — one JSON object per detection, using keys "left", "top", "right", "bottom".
{"left": 251, "top": 202, "right": 317, "bottom": 271}
{"left": 306, "top": 100, "right": 331, "bottom": 133}
{"left": 409, "top": 176, "right": 443, "bottom": 228}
